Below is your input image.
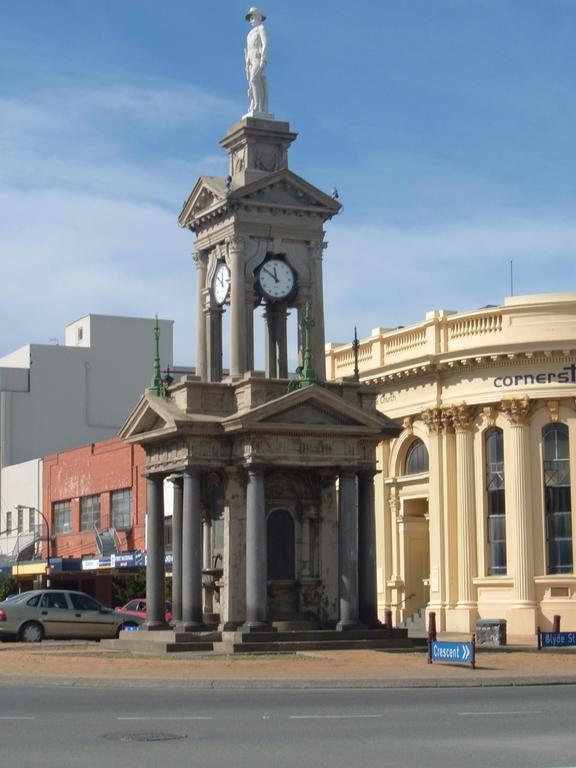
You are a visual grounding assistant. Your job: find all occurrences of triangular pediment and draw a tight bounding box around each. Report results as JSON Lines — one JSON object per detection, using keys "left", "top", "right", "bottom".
{"left": 231, "top": 170, "right": 341, "bottom": 214}
{"left": 178, "top": 176, "right": 227, "bottom": 228}
{"left": 223, "top": 384, "right": 400, "bottom": 436}
{"left": 119, "top": 393, "right": 197, "bottom": 443}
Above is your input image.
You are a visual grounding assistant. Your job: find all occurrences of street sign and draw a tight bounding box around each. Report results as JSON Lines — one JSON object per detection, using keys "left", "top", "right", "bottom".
{"left": 538, "top": 631, "right": 576, "bottom": 649}
{"left": 429, "top": 639, "right": 475, "bottom": 668}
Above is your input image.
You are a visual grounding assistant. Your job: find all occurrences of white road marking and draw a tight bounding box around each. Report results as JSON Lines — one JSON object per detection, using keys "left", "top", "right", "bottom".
{"left": 458, "top": 710, "right": 543, "bottom": 716}
{"left": 0, "top": 716, "right": 35, "bottom": 720}
{"left": 290, "top": 714, "right": 384, "bottom": 720}
{"left": 117, "top": 716, "right": 213, "bottom": 721}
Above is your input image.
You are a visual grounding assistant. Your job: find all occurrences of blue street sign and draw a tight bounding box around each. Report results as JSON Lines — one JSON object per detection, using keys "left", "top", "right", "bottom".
{"left": 539, "top": 631, "right": 576, "bottom": 648}
{"left": 430, "top": 640, "right": 475, "bottom": 667}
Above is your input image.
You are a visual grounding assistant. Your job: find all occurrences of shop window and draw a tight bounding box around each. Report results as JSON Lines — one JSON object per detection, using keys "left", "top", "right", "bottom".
{"left": 53, "top": 501, "right": 71, "bottom": 534}
{"left": 267, "top": 509, "right": 295, "bottom": 580}
{"left": 111, "top": 489, "right": 132, "bottom": 530}
{"left": 80, "top": 495, "right": 101, "bottom": 532}
{"left": 404, "top": 439, "right": 429, "bottom": 475}
{"left": 543, "top": 424, "right": 573, "bottom": 574}
{"left": 485, "top": 428, "right": 506, "bottom": 575}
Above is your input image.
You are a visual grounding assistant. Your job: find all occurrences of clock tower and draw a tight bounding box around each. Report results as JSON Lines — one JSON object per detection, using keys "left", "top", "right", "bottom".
{"left": 178, "top": 116, "right": 340, "bottom": 382}
{"left": 120, "top": 11, "right": 403, "bottom": 649}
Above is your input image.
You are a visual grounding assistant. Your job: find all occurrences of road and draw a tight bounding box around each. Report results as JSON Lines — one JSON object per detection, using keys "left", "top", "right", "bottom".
{"left": 1, "top": 684, "right": 574, "bottom": 768}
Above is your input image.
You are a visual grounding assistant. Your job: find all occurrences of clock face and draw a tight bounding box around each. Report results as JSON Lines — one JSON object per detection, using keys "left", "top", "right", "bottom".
{"left": 213, "top": 263, "right": 230, "bottom": 304}
{"left": 258, "top": 259, "right": 295, "bottom": 300}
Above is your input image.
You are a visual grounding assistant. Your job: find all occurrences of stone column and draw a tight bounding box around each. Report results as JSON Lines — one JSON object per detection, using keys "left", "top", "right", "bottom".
{"left": 309, "top": 241, "right": 327, "bottom": 381}
{"left": 144, "top": 474, "right": 168, "bottom": 630}
{"left": 169, "top": 475, "right": 183, "bottom": 625}
{"left": 193, "top": 252, "right": 207, "bottom": 382}
{"left": 337, "top": 469, "right": 360, "bottom": 629}
{"left": 264, "top": 304, "right": 288, "bottom": 379}
{"left": 180, "top": 469, "right": 204, "bottom": 630}
{"left": 502, "top": 398, "right": 536, "bottom": 629}
{"left": 358, "top": 470, "right": 379, "bottom": 627}
{"left": 421, "top": 408, "right": 446, "bottom": 629}
{"left": 202, "top": 517, "right": 213, "bottom": 614}
{"left": 452, "top": 405, "right": 478, "bottom": 631}
{"left": 206, "top": 306, "right": 223, "bottom": 383}
{"left": 244, "top": 467, "right": 269, "bottom": 631}
{"left": 228, "top": 236, "right": 247, "bottom": 377}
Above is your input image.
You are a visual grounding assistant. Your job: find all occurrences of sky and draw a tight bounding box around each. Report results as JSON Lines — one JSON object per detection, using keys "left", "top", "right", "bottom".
{"left": 2, "top": 0, "right": 576, "bottom": 366}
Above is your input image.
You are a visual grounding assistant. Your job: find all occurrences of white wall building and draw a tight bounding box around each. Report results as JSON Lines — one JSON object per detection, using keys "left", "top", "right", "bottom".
{"left": 0, "top": 314, "right": 175, "bottom": 562}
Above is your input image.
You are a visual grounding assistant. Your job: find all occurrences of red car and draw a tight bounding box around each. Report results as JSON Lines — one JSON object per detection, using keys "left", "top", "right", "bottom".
{"left": 117, "top": 598, "right": 173, "bottom": 623}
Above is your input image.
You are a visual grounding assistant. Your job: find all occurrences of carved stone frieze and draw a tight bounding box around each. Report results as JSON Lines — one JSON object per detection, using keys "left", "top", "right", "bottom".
{"left": 232, "top": 432, "right": 374, "bottom": 467}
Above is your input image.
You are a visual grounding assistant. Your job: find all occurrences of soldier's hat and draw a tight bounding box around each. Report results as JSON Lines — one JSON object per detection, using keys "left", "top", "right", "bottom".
{"left": 245, "top": 7, "right": 266, "bottom": 21}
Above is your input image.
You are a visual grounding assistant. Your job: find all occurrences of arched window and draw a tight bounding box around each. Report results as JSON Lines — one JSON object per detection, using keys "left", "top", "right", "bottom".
{"left": 543, "top": 424, "right": 573, "bottom": 574}
{"left": 404, "top": 439, "right": 429, "bottom": 475}
{"left": 485, "top": 428, "right": 506, "bottom": 575}
{"left": 267, "top": 509, "right": 295, "bottom": 580}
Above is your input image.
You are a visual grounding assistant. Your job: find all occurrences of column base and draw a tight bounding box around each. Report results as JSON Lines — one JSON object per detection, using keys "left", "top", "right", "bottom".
{"left": 336, "top": 620, "right": 364, "bottom": 631}
{"left": 445, "top": 606, "right": 478, "bottom": 634}
{"left": 241, "top": 621, "right": 273, "bottom": 633}
{"left": 141, "top": 621, "right": 170, "bottom": 632}
{"left": 177, "top": 621, "right": 207, "bottom": 633}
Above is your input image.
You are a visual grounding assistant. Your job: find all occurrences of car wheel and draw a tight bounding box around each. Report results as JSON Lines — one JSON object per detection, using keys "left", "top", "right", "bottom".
{"left": 19, "top": 622, "right": 44, "bottom": 643}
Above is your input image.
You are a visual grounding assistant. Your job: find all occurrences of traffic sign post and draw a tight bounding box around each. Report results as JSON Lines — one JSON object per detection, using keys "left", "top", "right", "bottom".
{"left": 428, "top": 636, "right": 476, "bottom": 668}
{"left": 538, "top": 629, "right": 576, "bottom": 649}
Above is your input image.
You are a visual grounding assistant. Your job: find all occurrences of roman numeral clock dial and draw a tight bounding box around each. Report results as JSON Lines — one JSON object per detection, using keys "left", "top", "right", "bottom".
{"left": 258, "top": 259, "right": 296, "bottom": 300}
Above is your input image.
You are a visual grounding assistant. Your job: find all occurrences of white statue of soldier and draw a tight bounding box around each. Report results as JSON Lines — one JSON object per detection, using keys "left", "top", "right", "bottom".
{"left": 245, "top": 7, "right": 269, "bottom": 115}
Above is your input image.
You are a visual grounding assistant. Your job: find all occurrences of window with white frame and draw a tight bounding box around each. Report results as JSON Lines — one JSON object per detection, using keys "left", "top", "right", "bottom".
{"left": 485, "top": 428, "right": 506, "bottom": 575}
{"left": 80, "top": 495, "right": 101, "bottom": 531}
{"left": 543, "top": 423, "right": 573, "bottom": 574}
{"left": 53, "top": 501, "right": 71, "bottom": 534}
{"left": 111, "top": 489, "right": 132, "bottom": 530}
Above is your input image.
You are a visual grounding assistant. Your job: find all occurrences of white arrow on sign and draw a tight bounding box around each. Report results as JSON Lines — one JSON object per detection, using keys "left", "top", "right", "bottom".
{"left": 462, "top": 644, "right": 470, "bottom": 661}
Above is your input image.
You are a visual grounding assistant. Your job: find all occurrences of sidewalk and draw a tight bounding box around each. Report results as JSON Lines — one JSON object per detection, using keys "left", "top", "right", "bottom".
{"left": 1, "top": 639, "right": 576, "bottom": 689}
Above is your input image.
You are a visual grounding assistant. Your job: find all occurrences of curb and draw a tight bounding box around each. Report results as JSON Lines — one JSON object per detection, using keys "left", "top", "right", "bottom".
{"left": 0, "top": 675, "right": 575, "bottom": 690}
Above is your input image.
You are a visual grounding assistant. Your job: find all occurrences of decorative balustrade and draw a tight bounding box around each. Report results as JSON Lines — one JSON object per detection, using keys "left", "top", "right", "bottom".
{"left": 449, "top": 312, "right": 503, "bottom": 340}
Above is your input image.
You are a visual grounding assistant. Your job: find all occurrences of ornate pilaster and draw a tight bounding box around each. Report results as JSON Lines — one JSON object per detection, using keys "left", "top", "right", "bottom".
{"left": 501, "top": 397, "right": 536, "bottom": 618}
{"left": 421, "top": 407, "right": 447, "bottom": 628}
{"left": 450, "top": 404, "right": 478, "bottom": 629}
{"left": 227, "top": 236, "right": 247, "bottom": 377}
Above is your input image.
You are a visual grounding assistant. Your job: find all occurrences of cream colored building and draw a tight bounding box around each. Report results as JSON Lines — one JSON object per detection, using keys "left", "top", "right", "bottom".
{"left": 326, "top": 293, "right": 576, "bottom": 637}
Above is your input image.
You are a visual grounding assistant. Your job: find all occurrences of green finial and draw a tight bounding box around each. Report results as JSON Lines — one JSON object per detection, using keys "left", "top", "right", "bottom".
{"left": 352, "top": 326, "right": 360, "bottom": 381}
{"left": 148, "top": 316, "right": 167, "bottom": 398}
{"left": 288, "top": 304, "right": 318, "bottom": 391}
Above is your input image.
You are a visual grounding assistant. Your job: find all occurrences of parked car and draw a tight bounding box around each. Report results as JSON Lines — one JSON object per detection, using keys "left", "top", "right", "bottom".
{"left": 117, "top": 598, "right": 173, "bottom": 623}
{"left": 0, "top": 590, "right": 144, "bottom": 643}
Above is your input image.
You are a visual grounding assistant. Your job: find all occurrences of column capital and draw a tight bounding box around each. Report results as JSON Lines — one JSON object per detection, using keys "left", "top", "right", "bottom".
{"left": 421, "top": 407, "right": 445, "bottom": 435}
{"left": 192, "top": 250, "right": 206, "bottom": 267}
{"left": 166, "top": 474, "right": 183, "bottom": 485}
{"left": 501, "top": 396, "right": 530, "bottom": 426}
{"left": 226, "top": 234, "right": 247, "bottom": 254}
{"left": 448, "top": 403, "right": 475, "bottom": 432}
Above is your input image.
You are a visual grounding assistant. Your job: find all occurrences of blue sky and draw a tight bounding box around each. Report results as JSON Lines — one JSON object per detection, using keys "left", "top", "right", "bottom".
{"left": 2, "top": 0, "right": 576, "bottom": 365}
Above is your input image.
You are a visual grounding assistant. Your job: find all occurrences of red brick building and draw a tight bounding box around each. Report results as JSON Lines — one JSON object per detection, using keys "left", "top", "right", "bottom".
{"left": 42, "top": 438, "right": 147, "bottom": 562}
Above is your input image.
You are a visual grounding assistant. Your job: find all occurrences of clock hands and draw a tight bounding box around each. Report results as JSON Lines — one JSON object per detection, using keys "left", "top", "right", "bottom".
{"left": 261, "top": 266, "right": 279, "bottom": 283}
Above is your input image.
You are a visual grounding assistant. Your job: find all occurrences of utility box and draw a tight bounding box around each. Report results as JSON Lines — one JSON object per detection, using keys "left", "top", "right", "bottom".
{"left": 476, "top": 618, "right": 507, "bottom": 646}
